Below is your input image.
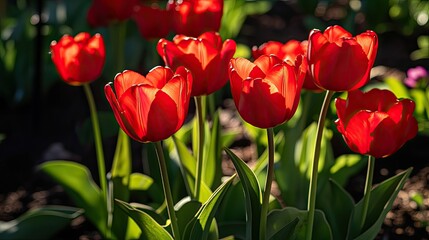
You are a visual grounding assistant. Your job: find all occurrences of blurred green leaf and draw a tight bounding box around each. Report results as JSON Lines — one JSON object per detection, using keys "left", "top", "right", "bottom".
{"left": 38, "top": 161, "right": 108, "bottom": 237}
{"left": 78, "top": 111, "right": 118, "bottom": 145}
{"left": 234, "top": 43, "right": 251, "bottom": 59}
{"left": 330, "top": 154, "right": 366, "bottom": 187}
{"left": 220, "top": 0, "right": 273, "bottom": 39}
{"left": 410, "top": 192, "right": 425, "bottom": 208}
{"left": 224, "top": 148, "right": 262, "bottom": 239}
{"left": 384, "top": 76, "right": 410, "bottom": 99}
{"left": 115, "top": 200, "right": 173, "bottom": 240}
{"left": 0, "top": 206, "right": 82, "bottom": 240}
{"left": 347, "top": 168, "right": 412, "bottom": 239}
{"left": 129, "top": 173, "right": 164, "bottom": 204}
{"left": 410, "top": 89, "right": 428, "bottom": 118}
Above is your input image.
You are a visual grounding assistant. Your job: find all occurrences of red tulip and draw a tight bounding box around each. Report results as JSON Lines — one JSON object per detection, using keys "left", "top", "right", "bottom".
{"left": 133, "top": 3, "right": 172, "bottom": 40}
{"left": 252, "top": 40, "right": 321, "bottom": 91}
{"left": 50, "top": 32, "right": 105, "bottom": 86}
{"left": 335, "top": 89, "right": 418, "bottom": 158}
{"left": 308, "top": 25, "right": 378, "bottom": 91}
{"left": 87, "top": 0, "right": 139, "bottom": 27}
{"left": 228, "top": 55, "right": 305, "bottom": 128}
{"left": 105, "top": 67, "right": 192, "bottom": 143}
{"left": 157, "top": 31, "right": 236, "bottom": 96}
{"left": 167, "top": 0, "right": 223, "bottom": 37}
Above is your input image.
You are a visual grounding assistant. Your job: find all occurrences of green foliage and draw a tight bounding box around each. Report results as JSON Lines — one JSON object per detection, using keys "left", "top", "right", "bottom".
{"left": 224, "top": 148, "right": 262, "bottom": 239}
{"left": 0, "top": 206, "right": 82, "bottom": 240}
{"left": 267, "top": 207, "right": 333, "bottom": 240}
{"left": 347, "top": 168, "right": 412, "bottom": 240}
{"left": 411, "top": 36, "right": 429, "bottom": 60}
{"left": 38, "top": 161, "right": 109, "bottom": 237}
{"left": 183, "top": 175, "right": 236, "bottom": 240}
{"left": 115, "top": 200, "right": 173, "bottom": 240}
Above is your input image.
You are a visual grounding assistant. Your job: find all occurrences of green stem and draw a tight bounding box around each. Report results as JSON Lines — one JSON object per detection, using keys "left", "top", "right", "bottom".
{"left": 155, "top": 142, "right": 181, "bottom": 240}
{"left": 360, "top": 155, "right": 375, "bottom": 231}
{"left": 306, "top": 90, "right": 334, "bottom": 240}
{"left": 260, "top": 128, "right": 275, "bottom": 240}
{"left": 193, "top": 96, "right": 205, "bottom": 200}
{"left": 83, "top": 83, "right": 108, "bottom": 237}
{"left": 110, "top": 21, "right": 127, "bottom": 74}
{"left": 83, "top": 84, "right": 107, "bottom": 197}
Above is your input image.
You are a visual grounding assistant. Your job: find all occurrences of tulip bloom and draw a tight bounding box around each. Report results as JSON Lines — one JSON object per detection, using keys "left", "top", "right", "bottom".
{"left": 157, "top": 31, "right": 236, "bottom": 96}
{"left": 87, "top": 0, "right": 139, "bottom": 27}
{"left": 105, "top": 67, "right": 192, "bottom": 143}
{"left": 50, "top": 32, "right": 105, "bottom": 86}
{"left": 228, "top": 55, "right": 305, "bottom": 128}
{"left": 335, "top": 89, "right": 418, "bottom": 158}
{"left": 167, "top": 0, "right": 223, "bottom": 37}
{"left": 252, "top": 40, "right": 321, "bottom": 91}
{"left": 308, "top": 25, "right": 378, "bottom": 91}
{"left": 133, "top": 3, "right": 172, "bottom": 40}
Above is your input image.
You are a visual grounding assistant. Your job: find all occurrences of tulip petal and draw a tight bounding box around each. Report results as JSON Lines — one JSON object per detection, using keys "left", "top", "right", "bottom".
{"left": 312, "top": 41, "right": 369, "bottom": 91}
{"left": 238, "top": 79, "right": 286, "bottom": 128}
{"left": 343, "top": 111, "right": 392, "bottom": 156}
{"left": 119, "top": 85, "right": 158, "bottom": 142}
{"left": 387, "top": 99, "right": 418, "bottom": 141}
{"left": 146, "top": 66, "right": 174, "bottom": 89}
{"left": 356, "top": 31, "right": 378, "bottom": 61}
{"left": 114, "top": 70, "right": 146, "bottom": 99}
{"left": 161, "top": 74, "right": 189, "bottom": 130}
{"left": 324, "top": 25, "right": 352, "bottom": 44}
{"left": 105, "top": 84, "right": 141, "bottom": 142}
{"left": 254, "top": 55, "right": 283, "bottom": 74}
{"left": 145, "top": 91, "right": 179, "bottom": 142}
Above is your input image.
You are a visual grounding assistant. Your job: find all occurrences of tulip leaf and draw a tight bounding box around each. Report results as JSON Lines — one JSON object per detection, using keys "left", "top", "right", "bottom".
{"left": 172, "top": 135, "right": 212, "bottom": 202}
{"left": 217, "top": 222, "right": 246, "bottom": 239}
{"left": 175, "top": 197, "right": 203, "bottom": 238}
{"left": 330, "top": 154, "right": 366, "bottom": 187}
{"left": 115, "top": 200, "right": 173, "bottom": 240}
{"left": 276, "top": 122, "right": 334, "bottom": 209}
{"left": 0, "top": 206, "right": 83, "bottom": 240}
{"left": 129, "top": 173, "right": 164, "bottom": 204}
{"left": 316, "top": 179, "right": 355, "bottom": 240}
{"left": 184, "top": 175, "right": 236, "bottom": 240}
{"left": 215, "top": 181, "right": 247, "bottom": 232}
{"left": 37, "top": 161, "right": 108, "bottom": 237}
{"left": 204, "top": 110, "right": 222, "bottom": 189}
{"left": 267, "top": 207, "right": 332, "bottom": 240}
{"left": 110, "top": 130, "right": 132, "bottom": 240}
{"left": 128, "top": 202, "right": 166, "bottom": 226}
{"left": 347, "top": 168, "right": 412, "bottom": 240}
{"left": 253, "top": 131, "right": 284, "bottom": 176}
{"left": 268, "top": 217, "right": 299, "bottom": 240}
{"left": 224, "top": 147, "right": 262, "bottom": 239}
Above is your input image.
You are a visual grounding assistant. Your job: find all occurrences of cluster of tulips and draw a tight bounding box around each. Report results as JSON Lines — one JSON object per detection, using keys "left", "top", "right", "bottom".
{"left": 35, "top": 0, "right": 420, "bottom": 240}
